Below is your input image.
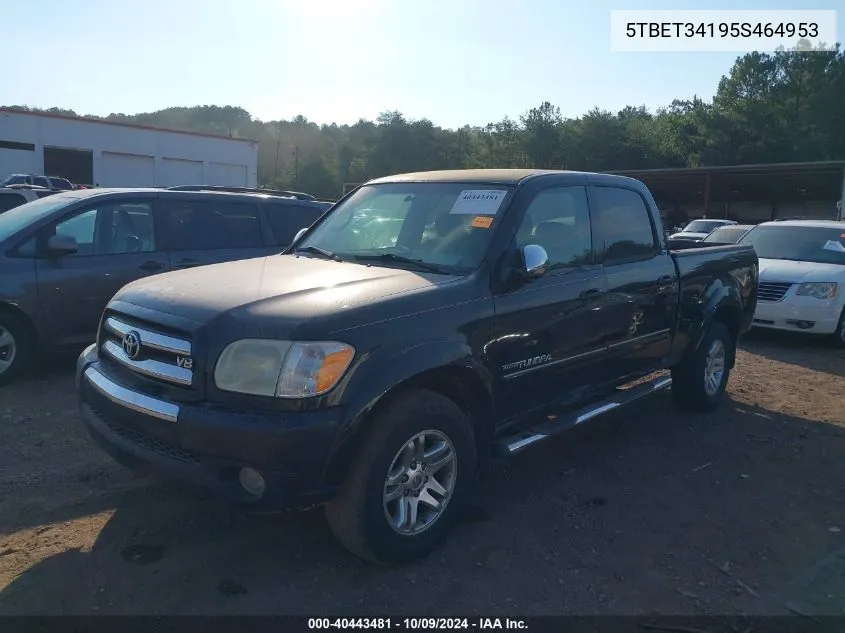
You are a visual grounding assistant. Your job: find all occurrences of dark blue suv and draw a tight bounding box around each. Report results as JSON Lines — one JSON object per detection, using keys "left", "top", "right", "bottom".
{"left": 0, "top": 186, "right": 331, "bottom": 384}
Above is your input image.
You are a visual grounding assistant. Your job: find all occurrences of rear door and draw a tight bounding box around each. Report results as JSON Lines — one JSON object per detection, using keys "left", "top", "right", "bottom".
{"left": 0, "top": 192, "right": 27, "bottom": 214}
{"left": 264, "top": 200, "right": 326, "bottom": 248}
{"left": 160, "top": 197, "right": 269, "bottom": 270}
{"left": 589, "top": 185, "right": 678, "bottom": 380}
{"left": 34, "top": 197, "right": 169, "bottom": 348}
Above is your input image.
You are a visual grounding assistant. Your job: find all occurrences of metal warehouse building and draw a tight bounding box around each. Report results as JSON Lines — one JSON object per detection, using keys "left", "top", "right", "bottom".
{"left": 0, "top": 108, "right": 258, "bottom": 188}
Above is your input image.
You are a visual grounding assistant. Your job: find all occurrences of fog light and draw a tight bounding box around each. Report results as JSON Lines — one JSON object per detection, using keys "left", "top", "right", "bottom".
{"left": 238, "top": 467, "right": 266, "bottom": 497}
{"left": 786, "top": 319, "right": 815, "bottom": 330}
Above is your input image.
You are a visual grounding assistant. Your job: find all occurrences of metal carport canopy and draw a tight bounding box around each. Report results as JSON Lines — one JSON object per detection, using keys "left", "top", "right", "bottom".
{"left": 604, "top": 161, "right": 845, "bottom": 218}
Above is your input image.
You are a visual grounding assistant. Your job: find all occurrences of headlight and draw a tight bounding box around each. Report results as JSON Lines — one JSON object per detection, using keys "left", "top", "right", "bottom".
{"left": 795, "top": 282, "right": 837, "bottom": 300}
{"left": 275, "top": 341, "right": 356, "bottom": 398}
{"left": 214, "top": 339, "right": 355, "bottom": 398}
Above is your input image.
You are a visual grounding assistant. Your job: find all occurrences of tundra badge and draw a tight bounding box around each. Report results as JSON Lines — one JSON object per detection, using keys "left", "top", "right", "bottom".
{"left": 502, "top": 354, "right": 552, "bottom": 372}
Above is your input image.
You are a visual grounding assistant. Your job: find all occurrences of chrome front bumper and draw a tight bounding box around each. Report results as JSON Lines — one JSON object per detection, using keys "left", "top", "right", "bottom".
{"left": 75, "top": 342, "right": 345, "bottom": 508}
{"left": 76, "top": 343, "right": 179, "bottom": 422}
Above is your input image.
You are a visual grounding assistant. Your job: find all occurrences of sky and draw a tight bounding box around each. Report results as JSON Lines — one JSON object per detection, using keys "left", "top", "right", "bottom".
{"left": 2, "top": 0, "right": 841, "bottom": 129}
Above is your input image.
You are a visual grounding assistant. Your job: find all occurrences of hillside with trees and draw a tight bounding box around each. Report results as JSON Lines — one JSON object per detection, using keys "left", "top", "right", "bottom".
{"left": 6, "top": 45, "right": 844, "bottom": 199}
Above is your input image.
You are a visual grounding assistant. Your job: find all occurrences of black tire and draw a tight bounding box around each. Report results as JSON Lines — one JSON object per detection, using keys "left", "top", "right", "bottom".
{"left": 325, "top": 388, "right": 477, "bottom": 565}
{"left": 0, "top": 311, "right": 34, "bottom": 387}
{"left": 671, "top": 321, "right": 733, "bottom": 412}
{"left": 833, "top": 308, "right": 845, "bottom": 349}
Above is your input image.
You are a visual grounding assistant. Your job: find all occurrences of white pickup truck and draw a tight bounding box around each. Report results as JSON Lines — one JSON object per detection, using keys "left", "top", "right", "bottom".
{"left": 0, "top": 174, "right": 74, "bottom": 190}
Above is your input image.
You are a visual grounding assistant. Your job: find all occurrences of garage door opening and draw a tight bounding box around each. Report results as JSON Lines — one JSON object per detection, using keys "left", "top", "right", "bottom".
{"left": 44, "top": 147, "right": 93, "bottom": 186}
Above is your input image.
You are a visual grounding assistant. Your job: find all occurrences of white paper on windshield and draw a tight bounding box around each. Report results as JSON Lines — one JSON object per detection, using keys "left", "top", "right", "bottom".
{"left": 823, "top": 240, "right": 845, "bottom": 252}
{"left": 450, "top": 190, "right": 507, "bottom": 215}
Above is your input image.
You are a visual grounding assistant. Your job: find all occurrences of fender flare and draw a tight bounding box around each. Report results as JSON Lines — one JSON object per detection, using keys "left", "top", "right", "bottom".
{"left": 686, "top": 277, "right": 743, "bottom": 366}
{"left": 322, "top": 339, "right": 496, "bottom": 483}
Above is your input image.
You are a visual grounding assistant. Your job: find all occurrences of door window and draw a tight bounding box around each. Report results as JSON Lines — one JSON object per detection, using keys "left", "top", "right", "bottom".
{"left": 266, "top": 202, "right": 324, "bottom": 245}
{"left": 164, "top": 200, "right": 263, "bottom": 250}
{"left": 0, "top": 193, "right": 26, "bottom": 212}
{"left": 515, "top": 186, "right": 592, "bottom": 270}
{"left": 51, "top": 201, "right": 156, "bottom": 256}
{"left": 591, "top": 187, "right": 658, "bottom": 264}
{"left": 105, "top": 202, "right": 156, "bottom": 254}
{"left": 56, "top": 209, "right": 97, "bottom": 254}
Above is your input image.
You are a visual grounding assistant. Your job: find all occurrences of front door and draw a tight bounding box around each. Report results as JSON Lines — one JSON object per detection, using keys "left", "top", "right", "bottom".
{"left": 160, "top": 198, "right": 272, "bottom": 269}
{"left": 489, "top": 184, "right": 608, "bottom": 421}
{"left": 589, "top": 184, "right": 677, "bottom": 381}
{"left": 35, "top": 197, "right": 169, "bottom": 348}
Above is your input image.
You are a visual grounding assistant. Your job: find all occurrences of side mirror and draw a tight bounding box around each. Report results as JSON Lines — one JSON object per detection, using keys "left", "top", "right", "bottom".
{"left": 292, "top": 227, "right": 308, "bottom": 244}
{"left": 46, "top": 234, "right": 78, "bottom": 257}
{"left": 521, "top": 244, "right": 549, "bottom": 280}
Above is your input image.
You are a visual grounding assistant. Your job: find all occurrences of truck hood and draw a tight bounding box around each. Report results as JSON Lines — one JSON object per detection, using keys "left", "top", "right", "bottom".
{"left": 113, "top": 254, "right": 452, "bottom": 326}
{"left": 669, "top": 231, "right": 707, "bottom": 240}
{"left": 758, "top": 258, "right": 845, "bottom": 284}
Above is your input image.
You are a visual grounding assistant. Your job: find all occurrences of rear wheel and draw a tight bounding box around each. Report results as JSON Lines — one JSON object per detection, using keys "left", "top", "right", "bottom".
{"left": 0, "top": 312, "right": 34, "bottom": 387}
{"left": 325, "top": 389, "right": 476, "bottom": 564}
{"left": 671, "top": 321, "right": 733, "bottom": 412}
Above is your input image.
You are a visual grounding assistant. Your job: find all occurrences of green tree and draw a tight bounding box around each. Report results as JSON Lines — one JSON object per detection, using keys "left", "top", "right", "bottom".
{"left": 520, "top": 102, "right": 563, "bottom": 168}
{"left": 7, "top": 42, "right": 844, "bottom": 198}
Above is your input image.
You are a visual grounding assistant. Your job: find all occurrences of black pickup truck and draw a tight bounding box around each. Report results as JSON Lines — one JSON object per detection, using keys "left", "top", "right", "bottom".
{"left": 75, "top": 169, "right": 758, "bottom": 564}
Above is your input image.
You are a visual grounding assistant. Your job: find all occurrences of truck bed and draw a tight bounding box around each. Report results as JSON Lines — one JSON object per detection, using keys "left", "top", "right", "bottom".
{"left": 667, "top": 242, "right": 758, "bottom": 363}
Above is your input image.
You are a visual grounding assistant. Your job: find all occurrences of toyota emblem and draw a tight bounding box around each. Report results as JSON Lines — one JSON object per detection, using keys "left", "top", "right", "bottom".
{"left": 122, "top": 330, "right": 142, "bottom": 360}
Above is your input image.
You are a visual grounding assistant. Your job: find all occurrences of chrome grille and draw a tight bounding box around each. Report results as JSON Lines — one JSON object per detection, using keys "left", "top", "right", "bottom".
{"left": 757, "top": 282, "right": 793, "bottom": 303}
{"left": 100, "top": 314, "right": 194, "bottom": 388}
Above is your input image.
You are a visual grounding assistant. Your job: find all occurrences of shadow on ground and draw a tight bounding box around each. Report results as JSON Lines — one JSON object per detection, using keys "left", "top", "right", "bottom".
{"left": 2, "top": 394, "right": 844, "bottom": 616}
{"left": 740, "top": 329, "right": 845, "bottom": 378}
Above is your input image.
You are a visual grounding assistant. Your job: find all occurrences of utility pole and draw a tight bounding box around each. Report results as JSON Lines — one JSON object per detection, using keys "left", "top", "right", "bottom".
{"left": 273, "top": 122, "right": 283, "bottom": 185}
{"left": 293, "top": 145, "right": 300, "bottom": 187}
{"left": 274, "top": 133, "right": 281, "bottom": 183}
{"left": 839, "top": 166, "right": 845, "bottom": 220}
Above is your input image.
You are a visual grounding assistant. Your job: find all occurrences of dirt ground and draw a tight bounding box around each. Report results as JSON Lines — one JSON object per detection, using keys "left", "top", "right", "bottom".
{"left": 0, "top": 330, "right": 844, "bottom": 616}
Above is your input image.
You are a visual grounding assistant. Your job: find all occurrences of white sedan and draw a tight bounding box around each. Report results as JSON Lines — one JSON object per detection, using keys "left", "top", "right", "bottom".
{"left": 740, "top": 220, "right": 845, "bottom": 346}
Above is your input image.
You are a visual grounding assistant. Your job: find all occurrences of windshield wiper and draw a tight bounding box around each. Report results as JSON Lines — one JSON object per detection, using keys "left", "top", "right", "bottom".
{"left": 295, "top": 245, "right": 342, "bottom": 262}
{"left": 353, "top": 253, "right": 451, "bottom": 274}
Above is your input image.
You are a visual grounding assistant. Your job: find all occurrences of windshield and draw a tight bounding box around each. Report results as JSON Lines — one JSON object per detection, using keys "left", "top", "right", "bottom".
{"left": 1, "top": 175, "right": 27, "bottom": 186}
{"left": 295, "top": 182, "right": 513, "bottom": 273}
{"left": 702, "top": 226, "right": 748, "bottom": 244}
{"left": 739, "top": 225, "right": 845, "bottom": 265}
{"left": 684, "top": 220, "right": 728, "bottom": 234}
{"left": 49, "top": 177, "right": 73, "bottom": 190}
{"left": 0, "top": 195, "right": 76, "bottom": 242}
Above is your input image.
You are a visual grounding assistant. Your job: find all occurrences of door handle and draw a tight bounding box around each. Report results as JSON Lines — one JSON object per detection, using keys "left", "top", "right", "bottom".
{"left": 139, "top": 260, "right": 165, "bottom": 272}
{"left": 657, "top": 275, "right": 675, "bottom": 290}
{"left": 579, "top": 288, "right": 606, "bottom": 301}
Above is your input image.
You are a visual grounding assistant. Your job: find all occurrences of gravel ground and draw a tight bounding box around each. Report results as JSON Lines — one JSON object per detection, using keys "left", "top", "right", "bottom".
{"left": 0, "top": 330, "right": 844, "bottom": 616}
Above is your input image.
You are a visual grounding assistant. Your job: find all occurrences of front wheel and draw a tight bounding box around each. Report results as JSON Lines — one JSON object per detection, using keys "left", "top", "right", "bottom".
{"left": 833, "top": 308, "right": 845, "bottom": 348}
{"left": 325, "top": 389, "right": 477, "bottom": 564}
{"left": 671, "top": 321, "right": 733, "bottom": 412}
{"left": 0, "top": 312, "right": 33, "bottom": 387}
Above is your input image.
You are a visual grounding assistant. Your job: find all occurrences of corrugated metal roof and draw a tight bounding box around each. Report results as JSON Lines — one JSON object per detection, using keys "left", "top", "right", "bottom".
{"left": 609, "top": 161, "right": 845, "bottom": 177}
{"left": 0, "top": 108, "right": 258, "bottom": 144}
